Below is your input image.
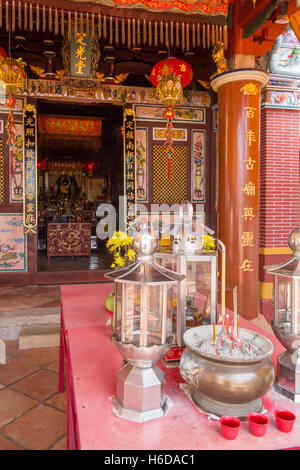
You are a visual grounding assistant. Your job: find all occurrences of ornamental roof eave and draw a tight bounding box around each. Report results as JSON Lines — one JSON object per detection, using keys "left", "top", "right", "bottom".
{"left": 32, "top": 0, "right": 229, "bottom": 24}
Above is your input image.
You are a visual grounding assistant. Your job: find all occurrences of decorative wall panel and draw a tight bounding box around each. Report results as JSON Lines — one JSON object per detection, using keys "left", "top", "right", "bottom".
{"left": 191, "top": 130, "right": 205, "bottom": 202}
{"left": 152, "top": 144, "right": 187, "bottom": 204}
{"left": 9, "top": 123, "right": 23, "bottom": 202}
{"left": 136, "top": 127, "right": 148, "bottom": 202}
{"left": 0, "top": 139, "right": 4, "bottom": 204}
{"left": 0, "top": 214, "right": 26, "bottom": 271}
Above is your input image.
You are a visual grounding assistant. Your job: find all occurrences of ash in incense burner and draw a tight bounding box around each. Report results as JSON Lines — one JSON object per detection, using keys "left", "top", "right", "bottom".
{"left": 194, "top": 325, "right": 264, "bottom": 360}
{"left": 180, "top": 325, "right": 275, "bottom": 420}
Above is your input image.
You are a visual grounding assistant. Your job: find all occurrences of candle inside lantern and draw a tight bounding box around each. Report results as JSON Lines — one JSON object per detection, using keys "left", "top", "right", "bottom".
{"left": 233, "top": 286, "right": 238, "bottom": 339}
{"left": 221, "top": 250, "right": 226, "bottom": 325}
{"left": 226, "top": 314, "right": 229, "bottom": 335}
{"left": 237, "top": 314, "right": 240, "bottom": 338}
{"left": 213, "top": 322, "right": 216, "bottom": 342}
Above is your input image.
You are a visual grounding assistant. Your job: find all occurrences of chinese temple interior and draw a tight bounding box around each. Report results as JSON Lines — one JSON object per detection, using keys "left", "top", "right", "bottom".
{"left": 36, "top": 100, "right": 123, "bottom": 271}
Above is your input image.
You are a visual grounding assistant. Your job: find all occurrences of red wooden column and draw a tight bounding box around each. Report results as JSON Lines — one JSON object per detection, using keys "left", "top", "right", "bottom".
{"left": 211, "top": 70, "right": 268, "bottom": 320}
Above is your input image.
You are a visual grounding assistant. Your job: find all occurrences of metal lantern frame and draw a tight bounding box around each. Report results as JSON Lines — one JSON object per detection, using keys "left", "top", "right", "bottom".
{"left": 264, "top": 227, "right": 300, "bottom": 402}
{"left": 105, "top": 225, "right": 185, "bottom": 422}
{"left": 155, "top": 248, "right": 218, "bottom": 347}
{"left": 155, "top": 201, "right": 225, "bottom": 348}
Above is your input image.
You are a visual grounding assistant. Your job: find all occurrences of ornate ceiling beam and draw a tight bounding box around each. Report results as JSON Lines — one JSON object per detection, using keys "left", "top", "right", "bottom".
{"left": 0, "top": 0, "right": 229, "bottom": 52}
{"left": 289, "top": 8, "right": 300, "bottom": 41}
{"left": 238, "top": 0, "right": 277, "bottom": 29}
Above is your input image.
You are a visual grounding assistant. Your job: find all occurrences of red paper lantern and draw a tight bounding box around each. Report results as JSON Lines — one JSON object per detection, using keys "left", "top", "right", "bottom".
{"left": 150, "top": 58, "right": 193, "bottom": 180}
{"left": 150, "top": 57, "right": 193, "bottom": 89}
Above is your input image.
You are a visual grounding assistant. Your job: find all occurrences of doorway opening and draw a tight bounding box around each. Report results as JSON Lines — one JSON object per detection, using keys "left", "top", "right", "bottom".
{"left": 36, "top": 100, "right": 123, "bottom": 274}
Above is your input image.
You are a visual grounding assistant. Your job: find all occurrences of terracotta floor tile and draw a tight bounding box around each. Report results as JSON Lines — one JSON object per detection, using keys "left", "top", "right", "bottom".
{"left": 1, "top": 404, "right": 66, "bottom": 450}
{"left": 8, "top": 296, "right": 57, "bottom": 309}
{"left": 0, "top": 298, "right": 38, "bottom": 310}
{"left": 45, "top": 392, "right": 67, "bottom": 413}
{"left": 0, "top": 358, "right": 39, "bottom": 386}
{"left": 0, "top": 434, "right": 25, "bottom": 450}
{"left": 46, "top": 359, "right": 60, "bottom": 373}
{"left": 13, "top": 287, "right": 60, "bottom": 297}
{"left": 0, "top": 388, "right": 38, "bottom": 428}
{"left": 49, "top": 435, "right": 66, "bottom": 450}
{"left": 0, "top": 297, "right": 30, "bottom": 310}
{"left": 12, "top": 369, "right": 59, "bottom": 401}
{"left": 0, "top": 288, "right": 17, "bottom": 297}
{"left": 18, "top": 347, "right": 59, "bottom": 366}
{"left": 5, "top": 341, "right": 19, "bottom": 357}
{"left": 37, "top": 300, "right": 61, "bottom": 308}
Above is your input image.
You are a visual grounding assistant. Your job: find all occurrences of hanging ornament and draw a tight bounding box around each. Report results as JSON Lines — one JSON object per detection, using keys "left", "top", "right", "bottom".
{"left": 6, "top": 93, "right": 16, "bottom": 145}
{"left": 0, "top": 56, "right": 26, "bottom": 144}
{"left": 150, "top": 57, "right": 193, "bottom": 180}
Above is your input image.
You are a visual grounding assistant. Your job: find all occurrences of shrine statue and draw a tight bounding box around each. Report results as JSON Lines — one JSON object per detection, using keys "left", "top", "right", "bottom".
{"left": 52, "top": 175, "right": 80, "bottom": 199}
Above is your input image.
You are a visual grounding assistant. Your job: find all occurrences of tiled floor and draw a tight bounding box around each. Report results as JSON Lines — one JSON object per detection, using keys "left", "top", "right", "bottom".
{"left": 0, "top": 284, "right": 274, "bottom": 450}
{"left": 0, "top": 342, "right": 66, "bottom": 450}
{"left": 0, "top": 285, "right": 65, "bottom": 450}
{"left": 0, "top": 285, "right": 61, "bottom": 311}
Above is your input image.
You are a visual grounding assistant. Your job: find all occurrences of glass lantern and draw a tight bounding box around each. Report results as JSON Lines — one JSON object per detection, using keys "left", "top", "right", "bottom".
{"left": 154, "top": 202, "right": 224, "bottom": 349}
{"left": 264, "top": 227, "right": 300, "bottom": 402}
{"left": 155, "top": 249, "right": 218, "bottom": 347}
{"left": 105, "top": 224, "right": 185, "bottom": 422}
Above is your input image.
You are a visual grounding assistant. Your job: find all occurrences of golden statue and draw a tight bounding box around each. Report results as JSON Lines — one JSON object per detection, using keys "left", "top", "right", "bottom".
{"left": 30, "top": 65, "right": 65, "bottom": 80}
{"left": 197, "top": 42, "right": 228, "bottom": 90}
{"left": 210, "top": 42, "right": 228, "bottom": 79}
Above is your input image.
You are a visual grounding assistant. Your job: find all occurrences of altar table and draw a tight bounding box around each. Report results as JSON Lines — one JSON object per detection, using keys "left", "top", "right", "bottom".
{"left": 60, "top": 283, "right": 300, "bottom": 451}
{"left": 47, "top": 223, "right": 91, "bottom": 258}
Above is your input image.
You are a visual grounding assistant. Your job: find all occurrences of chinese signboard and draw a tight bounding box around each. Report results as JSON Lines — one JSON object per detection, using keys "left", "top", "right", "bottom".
{"left": 70, "top": 29, "right": 92, "bottom": 78}
{"left": 123, "top": 108, "right": 136, "bottom": 228}
{"left": 239, "top": 82, "right": 259, "bottom": 277}
{"left": 23, "top": 104, "right": 37, "bottom": 235}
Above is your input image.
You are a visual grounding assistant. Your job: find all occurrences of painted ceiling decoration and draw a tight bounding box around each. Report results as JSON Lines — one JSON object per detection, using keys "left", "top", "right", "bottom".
{"left": 268, "top": 23, "right": 300, "bottom": 76}
{"left": 0, "top": 0, "right": 229, "bottom": 28}
{"left": 70, "top": 0, "right": 229, "bottom": 16}
{"left": 0, "top": 0, "right": 229, "bottom": 50}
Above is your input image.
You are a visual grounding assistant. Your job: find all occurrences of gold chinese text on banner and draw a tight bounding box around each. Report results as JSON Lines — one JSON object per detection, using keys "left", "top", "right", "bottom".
{"left": 123, "top": 108, "right": 136, "bottom": 228}
{"left": 23, "top": 104, "right": 38, "bottom": 235}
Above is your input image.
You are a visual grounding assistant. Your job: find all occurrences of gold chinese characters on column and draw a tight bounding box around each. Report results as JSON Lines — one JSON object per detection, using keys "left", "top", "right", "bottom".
{"left": 23, "top": 104, "right": 38, "bottom": 235}
{"left": 239, "top": 83, "right": 259, "bottom": 273}
{"left": 123, "top": 108, "right": 136, "bottom": 228}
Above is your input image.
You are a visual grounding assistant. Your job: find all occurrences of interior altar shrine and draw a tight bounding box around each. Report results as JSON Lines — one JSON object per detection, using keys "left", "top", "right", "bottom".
{"left": 0, "top": 0, "right": 298, "bottom": 324}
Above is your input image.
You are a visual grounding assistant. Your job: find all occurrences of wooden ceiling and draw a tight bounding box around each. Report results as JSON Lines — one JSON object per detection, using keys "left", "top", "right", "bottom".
{"left": 0, "top": 1, "right": 298, "bottom": 89}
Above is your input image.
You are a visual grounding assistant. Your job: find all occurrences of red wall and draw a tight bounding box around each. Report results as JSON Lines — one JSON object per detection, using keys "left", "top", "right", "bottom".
{"left": 259, "top": 106, "right": 300, "bottom": 322}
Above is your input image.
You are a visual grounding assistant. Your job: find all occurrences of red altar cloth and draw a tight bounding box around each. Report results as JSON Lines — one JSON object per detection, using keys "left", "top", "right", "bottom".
{"left": 60, "top": 283, "right": 300, "bottom": 450}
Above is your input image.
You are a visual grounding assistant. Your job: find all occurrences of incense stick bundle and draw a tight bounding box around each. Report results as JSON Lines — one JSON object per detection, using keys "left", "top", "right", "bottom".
{"left": 115, "top": 17, "right": 119, "bottom": 44}
{"left": 12, "top": 0, "right": 15, "bottom": 31}
{"left": 121, "top": 18, "right": 125, "bottom": 44}
{"left": 143, "top": 19, "right": 146, "bottom": 44}
{"left": 36, "top": 4, "right": 40, "bottom": 32}
{"left": 109, "top": 16, "right": 113, "bottom": 44}
{"left": 49, "top": 6, "right": 52, "bottom": 33}
{"left": 54, "top": 8, "right": 58, "bottom": 35}
{"left": 61, "top": 9, "right": 64, "bottom": 36}
{"left": 148, "top": 20, "right": 152, "bottom": 46}
{"left": 98, "top": 13, "right": 102, "bottom": 39}
{"left": 86, "top": 13, "right": 89, "bottom": 35}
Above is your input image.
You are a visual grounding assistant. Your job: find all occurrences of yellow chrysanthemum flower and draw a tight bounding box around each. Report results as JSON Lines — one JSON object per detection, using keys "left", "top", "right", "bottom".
{"left": 202, "top": 234, "right": 215, "bottom": 251}
{"left": 126, "top": 248, "right": 136, "bottom": 262}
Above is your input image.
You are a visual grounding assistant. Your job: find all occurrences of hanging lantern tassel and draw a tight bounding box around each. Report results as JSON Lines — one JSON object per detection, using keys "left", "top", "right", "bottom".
{"left": 150, "top": 58, "right": 193, "bottom": 181}
{"left": 6, "top": 94, "right": 16, "bottom": 145}
{"left": 164, "top": 107, "right": 175, "bottom": 181}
